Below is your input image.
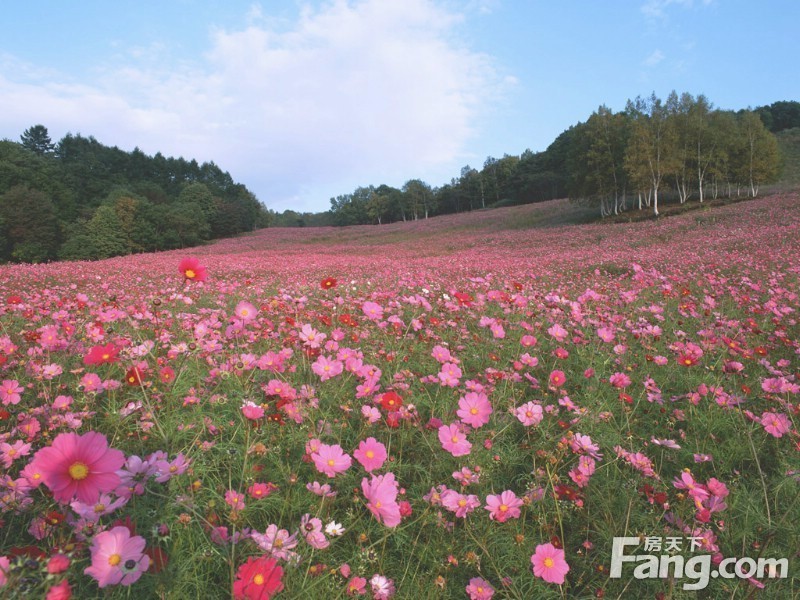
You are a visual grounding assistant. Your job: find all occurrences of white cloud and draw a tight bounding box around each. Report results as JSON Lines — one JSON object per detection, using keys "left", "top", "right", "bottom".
{"left": 643, "top": 49, "right": 665, "bottom": 67}
{"left": 0, "top": 1, "right": 503, "bottom": 212}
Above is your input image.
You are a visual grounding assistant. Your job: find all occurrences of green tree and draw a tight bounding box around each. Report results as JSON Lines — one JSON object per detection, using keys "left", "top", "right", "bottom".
{"left": 0, "top": 185, "right": 60, "bottom": 262}
{"left": 20, "top": 125, "right": 55, "bottom": 156}
{"left": 736, "top": 111, "right": 780, "bottom": 197}
{"left": 87, "top": 204, "right": 128, "bottom": 258}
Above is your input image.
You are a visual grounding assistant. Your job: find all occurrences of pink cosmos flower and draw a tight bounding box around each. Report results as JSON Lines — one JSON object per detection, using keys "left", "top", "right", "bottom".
{"left": 362, "top": 472, "right": 401, "bottom": 527}
{"left": 547, "top": 323, "right": 568, "bottom": 342}
{"left": 225, "top": 489, "right": 246, "bottom": 512}
{"left": 300, "top": 514, "right": 330, "bottom": 549}
{"left": 347, "top": 576, "right": 368, "bottom": 596}
{"left": 597, "top": 326, "right": 615, "bottom": 343}
{"left": 457, "top": 392, "right": 493, "bottom": 428}
{"left": 531, "top": 542, "right": 570, "bottom": 584}
{"left": 248, "top": 482, "right": 277, "bottom": 500}
{"left": 466, "top": 577, "right": 495, "bottom": 599}
{"left": 0, "top": 379, "right": 23, "bottom": 405}
{"left": 299, "top": 323, "right": 326, "bottom": 348}
{"left": 46, "top": 579, "right": 72, "bottom": 599}
{"left": 484, "top": 490, "right": 523, "bottom": 522}
{"left": 251, "top": 524, "right": 300, "bottom": 561}
{"left": 515, "top": 402, "right": 543, "bottom": 427}
{"left": 761, "top": 412, "right": 791, "bottom": 438}
{"left": 0, "top": 556, "right": 9, "bottom": 587}
{"left": 354, "top": 437, "right": 388, "bottom": 472}
{"left": 312, "top": 355, "right": 343, "bottom": 381}
{"left": 441, "top": 489, "right": 480, "bottom": 518}
{"left": 0, "top": 440, "right": 31, "bottom": 468}
{"left": 370, "top": 574, "right": 395, "bottom": 599}
{"left": 241, "top": 401, "right": 265, "bottom": 421}
{"left": 84, "top": 526, "right": 150, "bottom": 588}
{"left": 549, "top": 370, "right": 566, "bottom": 388}
{"left": 30, "top": 431, "right": 125, "bottom": 504}
{"left": 438, "top": 362, "right": 462, "bottom": 387}
{"left": 609, "top": 372, "right": 632, "bottom": 388}
{"left": 431, "top": 345, "right": 453, "bottom": 363}
{"left": 311, "top": 443, "right": 352, "bottom": 477}
{"left": 233, "top": 300, "right": 257, "bottom": 323}
{"left": 362, "top": 301, "right": 384, "bottom": 321}
{"left": 438, "top": 423, "right": 472, "bottom": 457}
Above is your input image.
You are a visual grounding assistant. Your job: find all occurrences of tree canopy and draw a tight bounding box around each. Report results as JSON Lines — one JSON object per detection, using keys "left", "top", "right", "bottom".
{"left": 0, "top": 129, "right": 272, "bottom": 263}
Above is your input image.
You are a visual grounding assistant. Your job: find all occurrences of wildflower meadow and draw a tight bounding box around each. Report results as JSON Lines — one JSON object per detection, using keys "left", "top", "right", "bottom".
{"left": 0, "top": 193, "right": 798, "bottom": 598}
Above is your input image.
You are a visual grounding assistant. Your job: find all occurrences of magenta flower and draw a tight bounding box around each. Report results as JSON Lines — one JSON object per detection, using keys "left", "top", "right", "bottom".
{"left": 0, "top": 379, "right": 23, "bottom": 406}
{"left": 761, "top": 412, "right": 791, "bottom": 438}
{"left": 84, "top": 526, "right": 150, "bottom": 588}
{"left": 548, "top": 370, "right": 566, "bottom": 388}
{"left": 362, "top": 472, "right": 401, "bottom": 527}
{"left": 484, "top": 490, "right": 523, "bottom": 522}
{"left": 225, "top": 489, "right": 246, "bottom": 511}
{"left": 531, "top": 542, "right": 570, "bottom": 584}
{"left": 311, "top": 443, "right": 352, "bottom": 477}
{"left": 457, "top": 392, "right": 493, "bottom": 428}
{"left": 438, "top": 423, "right": 472, "bottom": 457}
{"left": 30, "top": 431, "right": 125, "bottom": 504}
{"left": 354, "top": 437, "right": 388, "bottom": 472}
{"left": 466, "top": 577, "right": 495, "bottom": 599}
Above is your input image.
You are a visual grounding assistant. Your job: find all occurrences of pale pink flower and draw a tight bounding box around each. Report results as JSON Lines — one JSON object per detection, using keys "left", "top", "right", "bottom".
{"left": 362, "top": 301, "right": 384, "bottom": 321}
{"left": 84, "top": 526, "right": 150, "bottom": 588}
{"left": 233, "top": 300, "right": 257, "bottom": 323}
{"left": 312, "top": 355, "right": 344, "bottom": 381}
{"left": 441, "top": 489, "right": 480, "bottom": 518}
{"left": 438, "top": 362, "right": 462, "bottom": 387}
{"left": 515, "top": 402, "right": 543, "bottom": 426}
{"left": 466, "top": 577, "right": 495, "bottom": 599}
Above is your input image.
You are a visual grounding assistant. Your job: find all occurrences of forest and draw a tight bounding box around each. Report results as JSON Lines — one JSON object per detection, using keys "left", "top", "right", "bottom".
{"left": 2, "top": 95, "right": 798, "bottom": 260}
{"left": 0, "top": 128, "right": 270, "bottom": 263}
{"left": 308, "top": 95, "right": 797, "bottom": 227}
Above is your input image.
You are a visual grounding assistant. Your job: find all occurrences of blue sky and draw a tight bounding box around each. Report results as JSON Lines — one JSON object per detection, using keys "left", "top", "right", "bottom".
{"left": 1, "top": 0, "right": 797, "bottom": 213}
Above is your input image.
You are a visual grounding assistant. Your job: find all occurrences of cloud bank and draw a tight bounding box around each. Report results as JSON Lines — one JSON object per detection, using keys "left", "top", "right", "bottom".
{"left": 0, "top": 1, "right": 501, "bottom": 212}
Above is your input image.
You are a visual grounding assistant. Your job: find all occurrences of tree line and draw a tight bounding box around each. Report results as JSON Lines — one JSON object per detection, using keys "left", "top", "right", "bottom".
{"left": 319, "top": 95, "right": 795, "bottom": 226}
{"left": 0, "top": 126, "right": 271, "bottom": 263}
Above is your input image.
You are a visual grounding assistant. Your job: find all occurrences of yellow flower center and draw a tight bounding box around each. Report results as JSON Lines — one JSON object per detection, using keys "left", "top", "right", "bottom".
{"left": 366, "top": 450, "right": 374, "bottom": 459}
{"left": 544, "top": 557, "right": 554, "bottom": 568}
{"left": 499, "top": 504, "right": 508, "bottom": 512}
{"left": 8, "top": 449, "right": 16, "bottom": 456}
{"left": 69, "top": 462, "right": 89, "bottom": 480}
{"left": 458, "top": 499, "right": 467, "bottom": 507}
{"left": 375, "top": 501, "right": 382, "bottom": 508}
{"left": 327, "top": 459, "right": 335, "bottom": 466}
{"left": 451, "top": 436, "right": 459, "bottom": 443}
{"left": 253, "top": 574, "right": 265, "bottom": 585}
{"left": 470, "top": 408, "right": 478, "bottom": 415}
{"left": 274, "top": 538, "right": 283, "bottom": 548}
{"left": 94, "top": 503, "right": 106, "bottom": 513}
{"left": 185, "top": 269, "right": 196, "bottom": 279}
{"left": 108, "top": 554, "right": 121, "bottom": 566}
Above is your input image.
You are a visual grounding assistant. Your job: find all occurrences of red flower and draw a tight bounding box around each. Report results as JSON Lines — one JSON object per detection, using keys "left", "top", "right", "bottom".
{"left": 178, "top": 257, "right": 207, "bottom": 282}
{"left": 320, "top": 277, "right": 337, "bottom": 290}
{"left": 125, "top": 366, "right": 145, "bottom": 386}
{"left": 233, "top": 556, "right": 284, "bottom": 600}
{"left": 380, "top": 391, "right": 403, "bottom": 411}
{"left": 83, "top": 343, "right": 119, "bottom": 366}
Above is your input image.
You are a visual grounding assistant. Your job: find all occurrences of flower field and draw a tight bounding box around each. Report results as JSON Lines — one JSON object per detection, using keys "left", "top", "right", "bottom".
{"left": 1, "top": 193, "right": 799, "bottom": 599}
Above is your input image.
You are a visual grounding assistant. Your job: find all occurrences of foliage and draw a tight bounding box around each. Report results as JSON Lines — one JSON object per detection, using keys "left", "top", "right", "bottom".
{"left": 0, "top": 130, "right": 270, "bottom": 263}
